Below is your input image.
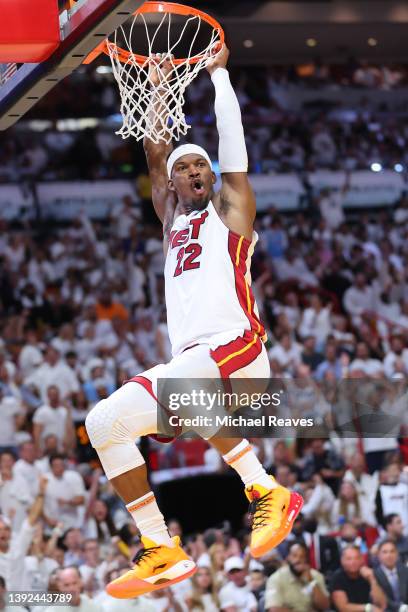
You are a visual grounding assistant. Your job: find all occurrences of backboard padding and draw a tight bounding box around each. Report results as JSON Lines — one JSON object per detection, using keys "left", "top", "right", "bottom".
{"left": 0, "top": 0, "right": 143, "bottom": 130}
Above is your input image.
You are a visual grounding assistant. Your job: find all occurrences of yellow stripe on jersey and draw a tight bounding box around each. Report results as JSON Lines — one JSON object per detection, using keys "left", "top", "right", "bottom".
{"left": 216, "top": 333, "right": 258, "bottom": 367}
{"left": 235, "top": 235, "right": 244, "bottom": 267}
{"left": 245, "top": 278, "right": 251, "bottom": 314}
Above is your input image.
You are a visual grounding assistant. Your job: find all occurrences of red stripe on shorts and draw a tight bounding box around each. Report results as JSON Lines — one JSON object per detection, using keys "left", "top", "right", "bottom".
{"left": 127, "top": 375, "right": 181, "bottom": 443}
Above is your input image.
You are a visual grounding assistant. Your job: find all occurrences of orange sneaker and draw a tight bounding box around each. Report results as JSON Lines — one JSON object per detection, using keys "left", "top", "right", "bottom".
{"left": 106, "top": 536, "right": 196, "bottom": 599}
{"left": 245, "top": 477, "right": 303, "bottom": 558}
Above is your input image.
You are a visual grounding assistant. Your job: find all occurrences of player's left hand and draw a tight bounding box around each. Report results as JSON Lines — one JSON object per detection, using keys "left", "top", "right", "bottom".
{"left": 206, "top": 43, "right": 229, "bottom": 75}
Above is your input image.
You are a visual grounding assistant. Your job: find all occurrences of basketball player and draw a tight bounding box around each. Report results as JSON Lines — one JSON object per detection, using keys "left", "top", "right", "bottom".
{"left": 85, "top": 45, "right": 303, "bottom": 599}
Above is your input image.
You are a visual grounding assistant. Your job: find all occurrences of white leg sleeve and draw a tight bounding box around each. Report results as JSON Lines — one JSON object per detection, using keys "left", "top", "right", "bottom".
{"left": 85, "top": 382, "right": 158, "bottom": 480}
{"left": 211, "top": 67, "right": 248, "bottom": 174}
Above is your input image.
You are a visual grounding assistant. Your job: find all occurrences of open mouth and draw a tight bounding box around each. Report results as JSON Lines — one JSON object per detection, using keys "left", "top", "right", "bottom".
{"left": 192, "top": 179, "right": 205, "bottom": 196}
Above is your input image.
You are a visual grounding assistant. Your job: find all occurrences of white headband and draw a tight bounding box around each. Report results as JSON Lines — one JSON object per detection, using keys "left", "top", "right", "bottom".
{"left": 167, "top": 144, "right": 212, "bottom": 178}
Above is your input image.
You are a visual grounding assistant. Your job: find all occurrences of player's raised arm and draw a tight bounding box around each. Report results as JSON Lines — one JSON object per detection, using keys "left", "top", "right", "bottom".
{"left": 206, "top": 45, "right": 256, "bottom": 230}
{"left": 143, "top": 55, "right": 177, "bottom": 229}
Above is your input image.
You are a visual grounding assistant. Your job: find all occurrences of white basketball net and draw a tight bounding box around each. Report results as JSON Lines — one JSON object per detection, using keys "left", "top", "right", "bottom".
{"left": 106, "top": 11, "right": 222, "bottom": 143}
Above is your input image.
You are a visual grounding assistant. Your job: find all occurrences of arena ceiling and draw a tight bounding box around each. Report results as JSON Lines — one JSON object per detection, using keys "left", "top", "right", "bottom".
{"left": 197, "top": 1, "right": 408, "bottom": 63}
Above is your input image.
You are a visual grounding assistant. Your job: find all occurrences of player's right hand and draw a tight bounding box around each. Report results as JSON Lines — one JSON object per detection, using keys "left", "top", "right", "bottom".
{"left": 148, "top": 53, "right": 174, "bottom": 87}
{"left": 206, "top": 43, "right": 229, "bottom": 75}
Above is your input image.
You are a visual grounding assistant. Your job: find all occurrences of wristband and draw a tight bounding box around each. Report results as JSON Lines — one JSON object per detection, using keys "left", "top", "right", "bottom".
{"left": 365, "top": 604, "right": 372, "bottom": 612}
{"left": 304, "top": 580, "right": 317, "bottom": 596}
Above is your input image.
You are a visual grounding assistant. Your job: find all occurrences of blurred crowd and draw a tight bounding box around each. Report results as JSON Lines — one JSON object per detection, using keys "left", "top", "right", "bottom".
{"left": 1, "top": 60, "right": 408, "bottom": 182}
{"left": 0, "top": 190, "right": 408, "bottom": 609}
{"left": 0, "top": 53, "right": 408, "bottom": 611}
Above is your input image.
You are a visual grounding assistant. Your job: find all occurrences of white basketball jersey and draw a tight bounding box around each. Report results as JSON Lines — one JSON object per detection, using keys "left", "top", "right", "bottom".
{"left": 164, "top": 201, "right": 265, "bottom": 356}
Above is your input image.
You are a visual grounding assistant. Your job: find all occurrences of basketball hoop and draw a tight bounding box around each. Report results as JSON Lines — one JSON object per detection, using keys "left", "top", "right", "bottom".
{"left": 85, "top": 2, "right": 224, "bottom": 143}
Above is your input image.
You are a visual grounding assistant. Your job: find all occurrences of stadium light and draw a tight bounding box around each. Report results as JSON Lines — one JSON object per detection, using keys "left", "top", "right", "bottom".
{"left": 394, "top": 163, "right": 404, "bottom": 173}
{"left": 367, "top": 38, "right": 378, "bottom": 47}
{"left": 371, "top": 162, "right": 382, "bottom": 172}
{"left": 243, "top": 39, "right": 254, "bottom": 48}
{"left": 306, "top": 38, "right": 317, "bottom": 47}
{"left": 96, "top": 65, "right": 113, "bottom": 74}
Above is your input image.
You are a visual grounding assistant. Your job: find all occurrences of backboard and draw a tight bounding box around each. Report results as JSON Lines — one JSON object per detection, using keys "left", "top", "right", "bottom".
{"left": 0, "top": 0, "right": 144, "bottom": 130}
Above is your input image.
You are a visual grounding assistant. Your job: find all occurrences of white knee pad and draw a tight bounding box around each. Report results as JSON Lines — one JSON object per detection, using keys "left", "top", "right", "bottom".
{"left": 85, "top": 383, "right": 159, "bottom": 480}
{"left": 85, "top": 399, "right": 118, "bottom": 450}
{"left": 85, "top": 382, "right": 158, "bottom": 450}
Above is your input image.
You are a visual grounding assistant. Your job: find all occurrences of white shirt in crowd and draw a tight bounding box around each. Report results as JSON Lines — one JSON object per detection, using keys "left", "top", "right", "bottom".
{"left": 33, "top": 404, "right": 68, "bottom": 448}
{"left": 319, "top": 191, "right": 345, "bottom": 230}
{"left": 43, "top": 470, "right": 86, "bottom": 530}
{"left": 377, "top": 482, "right": 408, "bottom": 535}
{"left": 383, "top": 349, "right": 408, "bottom": 378}
{"left": 13, "top": 459, "right": 42, "bottom": 498}
{"left": 298, "top": 307, "right": 331, "bottom": 345}
{"left": 25, "top": 360, "right": 80, "bottom": 401}
{"left": 268, "top": 341, "right": 302, "bottom": 371}
{"left": 343, "top": 285, "right": 377, "bottom": 322}
{"left": 218, "top": 580, "right": 257, "bottom": 611}
{"left": 343, "top": 469, "right": 378, "bottom": 506}
{"left": 79, "top": 562, "right": 109, "bottom": 595}
{"left": 0, "top": 396, "right": 24, "bottom": 447}
{"left": 0, "top": 475, "right": 33, "bottom": 531}
{"left": 18, "top": 344, "right": 43, "bottom": 377}
{"left": 22, "top": 555, "right": 59, "bottom": 591}
{"left": 93, "top": 592, "right": 155, "bottom": 611}
{"left": 0, "top": 519, "right": 35, "bottom": 591}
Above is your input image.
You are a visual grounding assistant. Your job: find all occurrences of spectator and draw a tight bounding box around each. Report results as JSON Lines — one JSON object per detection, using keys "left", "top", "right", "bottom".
{"left": 0, "top": 389, "right": 24, "bottom": 454}
{"left": 301, "top": 335, "right": 324, "bottom": 372}
{"left": 0, "top": 476, "right": 46, "bottom": 591}
{"left": 343, "top": 454, "right": 377, "bottom": 526}
{"left": 315, "top": 342, "right": 343, "bottom": 381}
{"left": 43, "top": 454, "right": 86, "bottom": 532}
{"left": 318, "top": 184, "right": 347, "bottom": 231}
{"left": 302, "top": 438, "right": 345, "bottom": 495}
{"left": 301, "top": 474, "right": 336, "bottom": 534}
{"left": 25, "top": 346, "right": 80, "bottom": 402}
{"left": 95, "top": 289, "right": 129, "bottom": 322}
{"left": 51, "top": 566, "right": 99, "bottom": 612}
{"left": 218, "top": 556, "right": 257, "bottom": 612}
{"left": 62, "top": 528, "right": 84, "bottom": 567}
{"left": 331, "top": 480, "right": 375, "bottom": 529}
{"left": 32, "top": 385, "right": 74, "bottom": 453}
{"left": 380, "top": 514, "right": 408, "bottom": 564}
{"left": 0, "top": 574, "right": 26, "bottom": 612}
{"left": 375, "top": 463, "right": 408, "bottom": 535}
{"left": 374, "top": 539, "right": 408, "bottom": 611}
{"left": 0, "top": 451, "right": 33, "bottom": 531}
{"left": 187, "top": 565, "right": 219, "bottom": 612}
{"left": 343, "top": 273, "right": 377, "bottom": 327}
{"left": 330, "top": 545, "right": 386, "bottom": 612}
{"left": 78, "top": 539, "right": 108, "bottom": 596}
{"left": 264, "top": 541, "right": 329, "bottom": 612}
{"left": 23, "top": 523, "right": 59, "bottom": 591}
{"left": 13, "top": 440, "right": 42, "bottom": 499}
{"left": 268, "top": 333, "right": 302, "bottom": 375}
{"left": 148, "top": 586, "right": 186, "bottom": 611}
{"left": 249, "top": 566, "right": 266, "bottom": 605}
{"left": 298, "top": 294, "right": 332, "bottom": 348}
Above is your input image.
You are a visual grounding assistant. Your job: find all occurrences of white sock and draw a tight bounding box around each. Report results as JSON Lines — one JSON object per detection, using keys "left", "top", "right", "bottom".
{"left": 222, "top": 440, "right": 277, "bottom": 489}
{"left": 126, "top": 492, "right": 175, "bottom": 547}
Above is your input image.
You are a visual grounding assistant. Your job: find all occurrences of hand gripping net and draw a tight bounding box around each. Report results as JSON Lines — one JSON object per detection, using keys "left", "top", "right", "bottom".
{"left": 106, "top": 6, "right": 223, "bottom": 143}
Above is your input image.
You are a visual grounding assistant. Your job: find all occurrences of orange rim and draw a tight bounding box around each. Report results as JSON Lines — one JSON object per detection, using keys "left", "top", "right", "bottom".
{"left": 86, "top": 1, "right": 224, "bottom": 66}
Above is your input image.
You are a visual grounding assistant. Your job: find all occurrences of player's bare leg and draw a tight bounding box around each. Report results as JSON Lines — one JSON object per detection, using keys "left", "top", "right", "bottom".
{"left": 209, "top": 433, "right": 303, "bottom": 558}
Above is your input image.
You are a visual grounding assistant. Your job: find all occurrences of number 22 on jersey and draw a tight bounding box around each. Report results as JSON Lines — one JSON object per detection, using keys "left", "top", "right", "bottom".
{"left": 170, "top": 211, "right": 208, "bottom": 278}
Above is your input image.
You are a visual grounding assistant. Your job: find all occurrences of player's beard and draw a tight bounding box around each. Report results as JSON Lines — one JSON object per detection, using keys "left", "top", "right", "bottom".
{"left": 183, "top": 191, "right": 212, "bottom": 213}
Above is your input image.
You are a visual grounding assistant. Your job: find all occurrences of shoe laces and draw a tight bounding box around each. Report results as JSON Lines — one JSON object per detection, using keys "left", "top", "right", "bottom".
{"left": 132, "top": 545, "right": 161, "bottom": 566}
{"left": 249, "top": 490, "right": 283, "bottom": 530}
